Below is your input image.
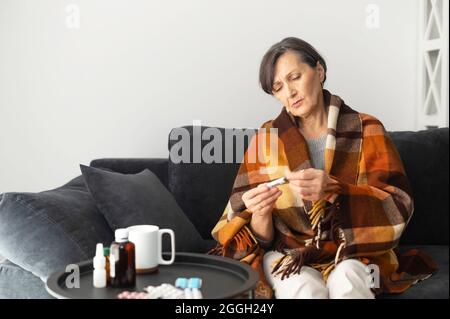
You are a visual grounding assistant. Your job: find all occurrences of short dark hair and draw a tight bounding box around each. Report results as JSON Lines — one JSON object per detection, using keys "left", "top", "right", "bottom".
{"left": 259, "top": 37, "right": 327, "bottom": 95}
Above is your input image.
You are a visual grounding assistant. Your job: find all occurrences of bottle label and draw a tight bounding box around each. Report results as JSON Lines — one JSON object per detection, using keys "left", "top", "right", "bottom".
{"left": 110, "top": 254, "right": 116, "bottom": 278}
{"left": 109, "top": 245, "right": 120, "bottom": 278}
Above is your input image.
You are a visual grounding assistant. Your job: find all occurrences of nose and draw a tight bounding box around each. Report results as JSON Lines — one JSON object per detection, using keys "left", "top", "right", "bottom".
{"left": 287, "top": 83, "right": 297, "bottom": 98}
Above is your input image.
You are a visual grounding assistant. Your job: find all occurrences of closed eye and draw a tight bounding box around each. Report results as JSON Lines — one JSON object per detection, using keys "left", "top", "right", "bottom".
{"left": 272, "top": 85, "right": 282, "bottom": 93}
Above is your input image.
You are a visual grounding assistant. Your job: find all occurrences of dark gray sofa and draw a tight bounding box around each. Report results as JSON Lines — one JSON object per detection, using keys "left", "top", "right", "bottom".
{"left": 0, "top": 127, "right": 448, "bottom": 299}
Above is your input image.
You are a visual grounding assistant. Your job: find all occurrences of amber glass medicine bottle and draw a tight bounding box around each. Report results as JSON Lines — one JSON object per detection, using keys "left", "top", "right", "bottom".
{"left": 109, "top": 228, "right": 136, "bottom": 288}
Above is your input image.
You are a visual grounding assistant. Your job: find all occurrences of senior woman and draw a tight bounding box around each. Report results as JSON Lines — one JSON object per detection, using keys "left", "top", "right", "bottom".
{"left": 209, "top": 37, "right": 436, "bottom": 299}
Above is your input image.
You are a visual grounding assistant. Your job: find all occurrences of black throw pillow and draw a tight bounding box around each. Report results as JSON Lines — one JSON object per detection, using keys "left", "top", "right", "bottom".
{"left": 80, "top": 165, "right": 208, "bottom": 252}
{"left": 0, "top": 175, "right": 113, "bottom": 281}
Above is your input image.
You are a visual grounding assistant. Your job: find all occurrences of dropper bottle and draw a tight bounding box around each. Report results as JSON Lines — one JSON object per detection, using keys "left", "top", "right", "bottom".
{"left": 93, "top": 243, "right": 107, "bottom": 288}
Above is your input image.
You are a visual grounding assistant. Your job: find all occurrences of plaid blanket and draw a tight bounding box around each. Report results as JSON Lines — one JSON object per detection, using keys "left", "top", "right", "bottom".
{"left": 209, "top": 90, "right": 437, "bottom": 298}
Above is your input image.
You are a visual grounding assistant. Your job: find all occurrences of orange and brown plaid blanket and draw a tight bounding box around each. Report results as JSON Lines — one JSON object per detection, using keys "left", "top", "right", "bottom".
{"left": 209, "top": 90, "right": 437, "bottom": 298}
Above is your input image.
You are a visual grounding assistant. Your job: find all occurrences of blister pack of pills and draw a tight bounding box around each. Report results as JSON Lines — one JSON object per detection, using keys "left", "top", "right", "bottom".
{"left": 144, "top": 283, "right": 185, "bottom": 299}
{"left": 117, "top": 291, "right": 149, "bottom": 299}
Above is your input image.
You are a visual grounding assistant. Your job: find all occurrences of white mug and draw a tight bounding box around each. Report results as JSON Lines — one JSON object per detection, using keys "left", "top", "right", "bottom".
{"left": 127, "top": 225, "right": 175, "bottom": 273}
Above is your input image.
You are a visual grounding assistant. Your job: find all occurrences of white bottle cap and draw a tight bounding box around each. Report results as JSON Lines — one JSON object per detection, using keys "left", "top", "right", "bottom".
{"left": 93, "top": 243, "right": 105, "bottom": 268}
{"left": 115, "top": 228, "right": 129, "bottom": 242}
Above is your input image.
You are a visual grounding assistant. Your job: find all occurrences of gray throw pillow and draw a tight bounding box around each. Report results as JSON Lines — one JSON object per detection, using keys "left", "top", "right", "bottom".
{"left": 0, "top": 176, "right": 114, "bottom": 281}
{"left": 79, "top": 165, "right": 207, "bottom": 253}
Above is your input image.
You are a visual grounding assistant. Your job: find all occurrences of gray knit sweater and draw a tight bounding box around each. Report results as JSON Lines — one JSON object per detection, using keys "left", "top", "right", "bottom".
{"left": 305, "top": 134, "right": 327, "bottom": 170}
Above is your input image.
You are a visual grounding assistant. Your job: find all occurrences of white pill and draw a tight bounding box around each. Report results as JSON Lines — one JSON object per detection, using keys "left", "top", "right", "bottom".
{"left": 266, "top": 177, "right": 287, "bottom": 188}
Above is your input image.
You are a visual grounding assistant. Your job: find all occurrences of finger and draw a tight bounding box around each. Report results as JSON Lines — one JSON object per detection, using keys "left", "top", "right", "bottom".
{"left": 286, "top": 168, "right": 319, "bottom": 181}
{"left": 289, "top": 184, "right": 315, "bottom": 198}
{"left": 288, "top": 179, "right": 320, "bottom": 188}
{"left": 289, "top": 183, "right": 315, "bottom": 193}
{"left": 285, "top": 169, "right": 303, "bottom": 181}
{"left": 258, "top": 190, "right": 282, "bottom": 208}
{"left": 250, "top": 188, "right": 281, "bottom": 208}
{"left": 256, "top": 192, "right": 282, "bottom": 215}
{"left": 260, "top": 201, "right": 277, "bottom": 215}
{"left": 291, "top": 182, "right": 323, "bottom": 195}
{"left": 247, "top": 187, "right": 280, "bottom": 208}
{"left": 297, "top": 168, "right": 320, "bottom": 180}
{"left": 244, "top": 183, "right": 271, "bottom": 200}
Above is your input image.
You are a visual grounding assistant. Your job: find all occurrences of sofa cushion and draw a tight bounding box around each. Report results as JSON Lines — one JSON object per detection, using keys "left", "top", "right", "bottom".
{"left": 80, "top": 165, "right": 208, "bottom": 252}
{"left": 0, "top": 176, "right": 114, "bottom": 281}
{"left": 389, "top": 128, "right": 449, "bottom": 245}
{"left": 0, "top": 259, "right": 52, "bottom": 299}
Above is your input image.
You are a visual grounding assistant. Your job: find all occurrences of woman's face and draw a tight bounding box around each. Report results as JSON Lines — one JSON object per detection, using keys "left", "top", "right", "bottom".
{"left": 272, "top": 51, "right": 325, "bottom": 118}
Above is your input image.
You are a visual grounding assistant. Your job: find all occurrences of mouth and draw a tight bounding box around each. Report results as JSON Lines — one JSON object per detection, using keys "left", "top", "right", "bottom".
{"left": 291, "top": 98, "right": 304, "bottom": 108}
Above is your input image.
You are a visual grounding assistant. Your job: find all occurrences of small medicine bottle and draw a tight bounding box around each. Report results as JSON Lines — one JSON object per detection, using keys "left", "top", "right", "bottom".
{"left": 110, "top": 229, "right": 136, "bottom": 288}
{"left": 93, "top": 243, "right": 107, "bottom": 288}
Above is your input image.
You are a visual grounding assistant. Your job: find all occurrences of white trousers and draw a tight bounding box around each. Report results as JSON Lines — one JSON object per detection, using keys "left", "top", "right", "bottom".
{"left": 263, "top": 250, "right": 375, "bottom": 299}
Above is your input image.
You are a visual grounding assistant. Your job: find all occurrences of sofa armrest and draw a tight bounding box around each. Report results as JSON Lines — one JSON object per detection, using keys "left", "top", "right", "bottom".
{"left": 89, "top": 158, "right": 169, "bottom": 187}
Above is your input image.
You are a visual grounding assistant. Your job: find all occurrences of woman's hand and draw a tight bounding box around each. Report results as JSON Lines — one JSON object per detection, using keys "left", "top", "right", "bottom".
{"left": 243, "top": 184, "right": 281, "bottom": 242}
{"left": 242, "top": 184, "right": 282, "bottom": 216}
{"left": 286, "top": 168, "right": 336, "bottom": 201}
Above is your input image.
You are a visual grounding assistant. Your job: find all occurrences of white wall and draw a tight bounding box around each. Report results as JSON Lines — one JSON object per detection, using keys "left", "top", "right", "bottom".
{"left": 0, "top": 0, "right": 419, "bottom": 193}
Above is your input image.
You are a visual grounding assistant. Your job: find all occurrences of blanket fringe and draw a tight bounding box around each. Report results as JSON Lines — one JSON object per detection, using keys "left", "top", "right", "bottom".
{"left": 207, "top": 225, "right": 257, "bottom": 257}
{"left": 207, "top": 244, "right": 224, "bottom": 256}
{"left": 306, "top": 199, "right": 340, "bottom": 230}
{"left": 271, "top": 245, "right": 324, "bottom": 280}
{"left": 270, "top": 200, "right": 344, "bottom": 281}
